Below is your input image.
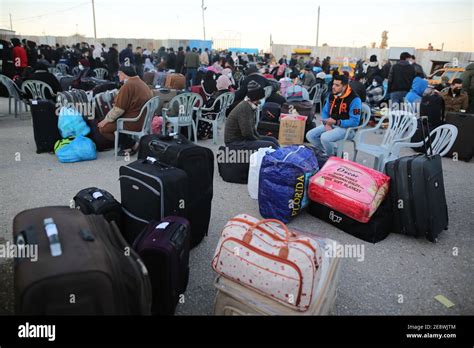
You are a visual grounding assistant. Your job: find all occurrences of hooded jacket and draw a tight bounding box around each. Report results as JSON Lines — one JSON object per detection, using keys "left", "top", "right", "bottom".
{"left": 405, "top": 77, "right": 428, "bottom": 104}
{"left": 322, "top": 85, "right": 362, "bottom": 128}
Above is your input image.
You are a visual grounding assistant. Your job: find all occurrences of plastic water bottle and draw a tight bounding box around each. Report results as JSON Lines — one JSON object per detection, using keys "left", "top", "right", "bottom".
{"left": 44, "top": 218, "right": 62, "bottom": 257}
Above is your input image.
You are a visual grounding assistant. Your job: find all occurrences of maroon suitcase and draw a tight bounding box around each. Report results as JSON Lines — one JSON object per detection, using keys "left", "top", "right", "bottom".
{"left": 132, "top": 216, "right": 191, "bottom": 315}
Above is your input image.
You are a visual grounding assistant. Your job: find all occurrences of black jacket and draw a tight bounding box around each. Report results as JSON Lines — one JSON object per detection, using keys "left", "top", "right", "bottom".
{"left": 388, "top": 60, "right": 416, "bottom": 93}
{"left": 349, "top": 80, "right": 367, "bottom": 101}
{"left": 176, "top": 52, "right": 185, "bottom": 74}
{"left": 167, "top": 52, "right": 177, "bottom": 70}
{"left": 106, "top": 47, "right": 119, "bottom": 73}
{"left": 381, "top": 62, "right": 391, "bottom": 80}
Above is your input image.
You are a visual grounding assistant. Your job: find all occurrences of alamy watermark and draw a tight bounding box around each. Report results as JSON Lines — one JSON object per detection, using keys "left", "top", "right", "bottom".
{"left": 324, "top": 241, "right": 365, "bottom": 262}
{"left": 216, "top": 147, "right": 258, "bottom": 164}
{"left": 0, "top": 241, "right": 38, "bottom": 262}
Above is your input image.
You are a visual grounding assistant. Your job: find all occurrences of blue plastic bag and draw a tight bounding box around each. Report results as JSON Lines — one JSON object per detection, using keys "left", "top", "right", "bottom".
{"left": 58, "top": 107, "right": 90, "bottom": 138}
{"left": 259, "top": 145, "right": 319, "bottom": 223}
{"left": 56, "top": 136, "right": 97, "bottom": 163}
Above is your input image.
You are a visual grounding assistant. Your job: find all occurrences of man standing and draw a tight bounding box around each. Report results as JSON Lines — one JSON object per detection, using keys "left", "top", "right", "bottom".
{"left": 440, "top": 78, "right": 469, "bottom": 115}
{"left": 167, "top": 47, "right": 177, "bottom": 70}
{"left": 106, "top": 43, "right": 120, "bottom": 81}
{"left": 11, "top": 38, "right": 28, "bottom": 74}
{"left": 134, "top": 46, "right": 144, "bottom": 78}
{"left": 119, "top": 43, "right": 135, "bottom": 66}
{"left": 461, "top": 63, "right": 474, "bottom": 113}
{"left": 306, "top": 74, "right": 362, "bottom": 156}
{"left": 410, "top": 55, "right": 426, "bottom": 78}
{"left": 184, "top": 48, "right": 200, "bottom": 89}
{"left": 388, "top": 52, "right": 416, "bottom": 104}
{"left": 200, "top": 48, "right": 210, "bottom": 66}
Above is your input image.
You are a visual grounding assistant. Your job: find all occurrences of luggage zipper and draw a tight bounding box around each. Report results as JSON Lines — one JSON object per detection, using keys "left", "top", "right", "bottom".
{"left": 122, "top": 207, "right": 150, "bottom": 224}
{"left": 406, "top": 159, "right": 420, "bottom": 236}
{"left": 89, "top": 216, "right": 129, "bottom": 314}
{"left": 229, "top": 217, "right": 317, "bottom": 254}
{"left": 108, "top": 220, "right": 152, "bottom": 315}
{"left": 120, "top": 166, "right": 165, "bottom": 219}
{"left": 219, "top": 237, "right": 304, "bottom": 307}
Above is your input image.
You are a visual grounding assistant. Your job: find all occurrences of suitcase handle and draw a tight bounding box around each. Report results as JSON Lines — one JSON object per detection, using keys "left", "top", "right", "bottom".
{"left": 243, "top": 219, "right": 291, "bottom": 259}
{"left": 244, "top": 219, "right": 291, "bottom": 242}
{"left": 420, "top": 116, "right": 434, "bottom": 156}
{"left": 149, "top": 140, "right": 168, "bottom": 153}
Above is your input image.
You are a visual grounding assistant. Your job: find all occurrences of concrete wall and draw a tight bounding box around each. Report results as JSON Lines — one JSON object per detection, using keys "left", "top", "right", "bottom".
{"left": 271, "top": 44, "right": 473, "bottom": 76}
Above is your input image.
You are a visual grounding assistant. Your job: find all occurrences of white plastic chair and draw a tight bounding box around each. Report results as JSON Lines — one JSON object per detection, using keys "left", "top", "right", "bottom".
{"left": 0, "top": 75, "right": 29, "bottom": 117}
{"left": 353, "top": 110, "right": 418, "bottom": 172}
{"left": 162, "top": 92, "right": 202, "bottom": 143}
{"left": 72, "top": 66, "right": 81, "bottom": 76}
{"left": 21, "top": 80, "right": 54, "bottom": 100}
{"left": 196, "top": 92, "right": 235, "bottom": 144}
{"left": 56, "top": 63, "right": 69, "bottom": 75}
{"left": 114, "top": 96, "right": 161, "bottom": 160}
{"left": 381, "top": 123, "right": 458, "bottom": 170}
{"left": 93, "top": 68, "right": 108, "bottom": 80}
{"left": 309, "top": 84, "right": 327, "bottom": 110}
{"left": 48, "top": 67, "right": 60, "bottom": 74}
{"left": 336, "top": 103, "right": 371, "bottom": 158}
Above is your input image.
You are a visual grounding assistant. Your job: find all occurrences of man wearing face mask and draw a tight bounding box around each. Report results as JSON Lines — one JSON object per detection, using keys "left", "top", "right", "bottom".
{"left": 224, "top": 81, "right": 279, "bottom": 150}
{"left": 97, "top": 65, "right": 153, "bottom": 156}
{"left": 306, "top": 74, "right": 362, "bottom": 156}
{"left": 440, "top": 78, "right": 469, "bottom": 115}
{"left": 366, "top": 75, "right": 385, "bottom": 108}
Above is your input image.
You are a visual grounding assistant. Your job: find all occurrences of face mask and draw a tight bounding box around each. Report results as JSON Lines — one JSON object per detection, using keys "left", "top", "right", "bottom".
{"left": 372, "top": 81, "right": 378, "bottom": 87}
{"left": 78, "top": 64, "right": 84, "bottom": 71}
{"left": 409, "top": 61, "right": 413, "bottom": 65}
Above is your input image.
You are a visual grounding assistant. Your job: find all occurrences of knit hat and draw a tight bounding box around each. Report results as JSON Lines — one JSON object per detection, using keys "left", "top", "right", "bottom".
{"left": 370, "top": 55, "right": 377, "bottom": 62}
{"left": 216, "top": 75, "right": 232, "bottom": 91}
{"left": 118, "top": 64, "right": 137, "bottom": 77}
{"left": 246, "top": 80, "right": 265, "bottom": 101}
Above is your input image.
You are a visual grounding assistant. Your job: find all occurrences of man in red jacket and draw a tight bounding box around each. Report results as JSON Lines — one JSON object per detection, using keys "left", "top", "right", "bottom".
{"left": 11, "top": 38, "right": 28, "bottom": 74}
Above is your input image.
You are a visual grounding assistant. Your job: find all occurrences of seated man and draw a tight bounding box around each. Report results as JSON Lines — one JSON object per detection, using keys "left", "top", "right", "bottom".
{"left": 440, "top": 78, "right": 468, "bottom": 115}
{"left": 98, "top": 65, "right": 153, "bottom": 156}
{"left": 306, "top": 74, "right": 362, "bottom": 156}
{"left": 366, "top": 75, "right": 385, "bottom": 108}
{"left": 224, "top": 80, "right": 279, "bottom": 150}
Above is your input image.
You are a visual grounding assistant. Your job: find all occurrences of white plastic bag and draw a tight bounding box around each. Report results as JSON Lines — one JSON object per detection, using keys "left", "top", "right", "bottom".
{"left": 248, "top": 147, "right": 275, "bottom": 200}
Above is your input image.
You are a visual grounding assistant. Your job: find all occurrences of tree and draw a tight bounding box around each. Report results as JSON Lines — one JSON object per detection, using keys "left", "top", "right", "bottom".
{"left": 380, "top": 31, "right": 388, "bottom": 49}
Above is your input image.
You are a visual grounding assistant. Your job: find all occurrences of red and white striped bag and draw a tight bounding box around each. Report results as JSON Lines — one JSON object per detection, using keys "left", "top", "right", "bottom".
{"left": 212, "top": 214, "right": 322, "bottom": 311}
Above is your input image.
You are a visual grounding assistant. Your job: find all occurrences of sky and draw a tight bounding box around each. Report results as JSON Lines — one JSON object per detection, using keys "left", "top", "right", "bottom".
{"left": 0, "top": 0, "right": 472, "bottom": 52}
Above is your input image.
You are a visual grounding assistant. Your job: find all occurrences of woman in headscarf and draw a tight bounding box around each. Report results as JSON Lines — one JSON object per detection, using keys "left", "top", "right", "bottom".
{"left": 201, "top": 70, "right": 217, "bottom": 97}
{"left": 143, "top": 58, "right": 155, "bottom": 72}
{"left": 197, "top": 75, "right": 233, "bottom": 140}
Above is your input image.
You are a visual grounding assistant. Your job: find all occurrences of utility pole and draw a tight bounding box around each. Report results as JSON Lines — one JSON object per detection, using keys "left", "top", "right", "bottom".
{"left": 315, "top": 5, "right": 320, "bottom": 49}
{"left": 201, "top": 0, "right": 207, "bottom": 40}
{"left": 92, "top": 0, "right": 97, "bottom": 39}
{"left": 9, "top": 14, "right": 13, "bottom": 30}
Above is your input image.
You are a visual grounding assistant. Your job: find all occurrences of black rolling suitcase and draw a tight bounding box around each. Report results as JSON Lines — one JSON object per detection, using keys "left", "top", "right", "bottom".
{"left": 385, "top": 118, "right": 448, "bottom": 242}
{"left": 30, "top": 99, "right": 62, "bottom": 153}
{"left": 119, "top": 157, "right": 188, "bottom": 244}
{"left": 13, "top": 206, "right": 152, "bottom": 315}
{"left": 445, "top": 112, "right": 474, "bottom": 161}
{"left": 73, "top": 187, "right": 122, "bottom": 228}
{"left": 133, "top": 216, "right": 191, "bottom": 315}
{"left": 308, "top": 197, "right": 393, "bottom": 243}
{"left": 137, "top": 134, "right": 213, "bottom": 248}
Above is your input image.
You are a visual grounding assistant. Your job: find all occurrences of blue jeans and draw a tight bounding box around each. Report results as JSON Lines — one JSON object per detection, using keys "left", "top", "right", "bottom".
{"left": 185, "top": 68, "right": 197, "bottom": 89}
{"left": 390, "top": 91, "right": 408, "bottom": 105}
{"left": 306, "top": 125, "right": 348, "bottom": 156}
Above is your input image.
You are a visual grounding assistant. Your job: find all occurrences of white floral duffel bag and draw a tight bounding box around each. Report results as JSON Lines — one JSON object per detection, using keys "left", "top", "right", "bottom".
{"left": 212, "top": 214, "right": 322, "bottom": 311}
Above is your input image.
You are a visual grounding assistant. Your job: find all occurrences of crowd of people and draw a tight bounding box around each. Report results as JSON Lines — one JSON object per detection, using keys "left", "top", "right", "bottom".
{"left": 1, "top": 37, "right": 473, "bottom": 159}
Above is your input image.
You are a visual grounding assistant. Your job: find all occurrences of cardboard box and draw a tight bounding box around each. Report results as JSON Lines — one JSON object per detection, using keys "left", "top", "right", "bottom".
{"left": 278, "top": 114, "right": 308, "bottom": 146}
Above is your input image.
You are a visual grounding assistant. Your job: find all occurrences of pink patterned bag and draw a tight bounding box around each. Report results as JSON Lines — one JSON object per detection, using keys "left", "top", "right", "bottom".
{"left": 212, "top": 214, "right": 321, "bottom": 311}
{"left": 308, "top": 157, "right": 390, "bottom": 223}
